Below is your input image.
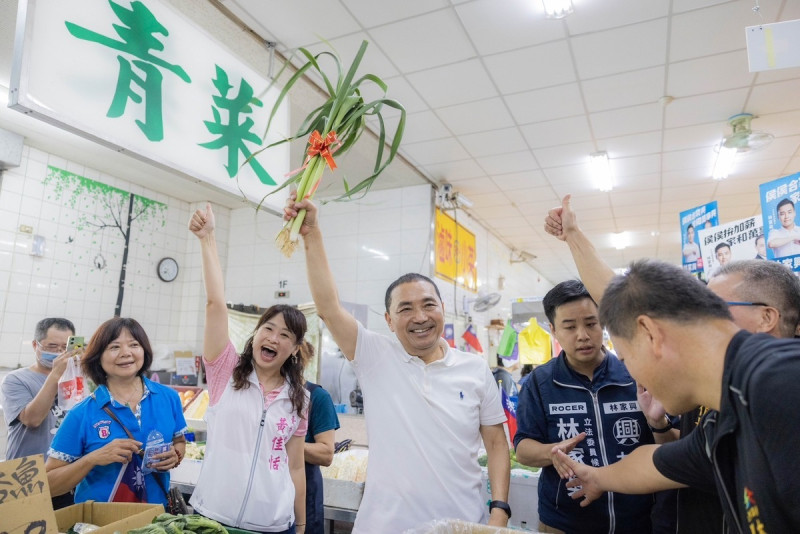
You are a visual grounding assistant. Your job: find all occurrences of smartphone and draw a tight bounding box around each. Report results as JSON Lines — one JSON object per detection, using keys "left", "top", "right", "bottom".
{"left": 66, "top": 336, "right": 84, "bottom": 352}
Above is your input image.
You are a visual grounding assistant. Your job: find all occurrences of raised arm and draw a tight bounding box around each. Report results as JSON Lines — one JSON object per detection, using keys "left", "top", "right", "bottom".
{"left": 544, "top": 194, "right": 615, "bottom": 303}
{"left": 285, "top": 195, "right": 358, "bottom": 360}
{"left": 189, "top": 203, "right": 229, "bottom": 361}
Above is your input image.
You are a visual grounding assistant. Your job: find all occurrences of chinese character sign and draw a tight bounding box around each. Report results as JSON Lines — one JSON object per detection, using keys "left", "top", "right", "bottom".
{"left": 679, "top": 201, "right": 719, "bottom": 274}
{"left": 435, "top": 208, "right": 478, "bottom": 291}
{"left": 760, "top": 172, "right": 800, "bottom": 270}
{"left": 10, "top": 0, "right": 290, "bottom": 213}
{"left": 697, "top": 216, "right": 763, "bottom": 279}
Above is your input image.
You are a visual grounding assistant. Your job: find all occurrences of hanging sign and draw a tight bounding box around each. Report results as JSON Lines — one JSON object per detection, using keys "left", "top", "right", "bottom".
{"left": 10, "top": 0, "right": 290, "bottom": 212}
{"left": 435, "top": 208, "right": 477, "bottom": 291}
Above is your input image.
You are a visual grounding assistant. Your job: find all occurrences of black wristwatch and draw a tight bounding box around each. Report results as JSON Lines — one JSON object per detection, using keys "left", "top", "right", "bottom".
{"left": 648, "top": 415, "right": 673, "bottom": 434}
{"left": 489, "top": 500, "right": 512, "bottom": 519}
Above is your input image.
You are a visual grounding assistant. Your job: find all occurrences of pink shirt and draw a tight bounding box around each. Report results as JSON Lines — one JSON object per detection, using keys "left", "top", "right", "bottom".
{"left": 204, "top": 340, "right": 307, "bottom": 437}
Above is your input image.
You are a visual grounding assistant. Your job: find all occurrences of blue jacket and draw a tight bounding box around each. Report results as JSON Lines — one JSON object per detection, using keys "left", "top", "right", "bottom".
{"left": 49, "top": 377, "right": 187, "bottom": 506}
{"left": 514, "top": 352, "right": 655, "bottom": 534}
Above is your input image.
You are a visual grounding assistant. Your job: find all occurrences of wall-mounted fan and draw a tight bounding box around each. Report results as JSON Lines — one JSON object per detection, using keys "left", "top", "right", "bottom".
{"left": 463, "top": 292, "right": 502, "bottom": 314}
{"left": 721, "top": 113, "right": 774, "bottom": 152}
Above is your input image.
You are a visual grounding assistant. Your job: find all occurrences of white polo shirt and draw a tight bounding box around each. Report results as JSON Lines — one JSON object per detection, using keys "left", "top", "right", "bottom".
{"left": 351, "top": 323, "right": 506, "bottom": 534}
{"left": 768, "top": 226, "right": 800, "bottom": 257}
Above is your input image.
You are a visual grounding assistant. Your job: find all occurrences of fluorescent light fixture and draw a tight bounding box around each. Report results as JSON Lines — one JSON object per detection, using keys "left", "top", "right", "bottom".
{"left": 610, "top": 232, "right": 630, "bottom": 250}
{"left": 542, "top": 0, "right": 574, "bottom": 18}
{"left": 712, "top": 144, "right": 737, "bottom": 180}
{"left": 455, "top": 192, "right": 474, "bottom": 209}
{"left": 590, "top": 151, "right": 613, "bottom": 192}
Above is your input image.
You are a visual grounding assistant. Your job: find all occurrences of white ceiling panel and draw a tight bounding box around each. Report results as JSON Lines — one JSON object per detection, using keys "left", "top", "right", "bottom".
{"left": 565, "top": 0, "right": 668, "bottom": 35}
{"left": 450, "top": 177, "right": 502, "bottom": 195}
{"left": 226, "top": 0, "right": 360, "bottom": 49}
{"left": 477, "top": 150, "right": 541, "bottom": 176}
{"left": 590, "top": 103, "right": 663, "bottom": 139}
{"left": 369, "top": 10, "right": 474, "bottom": 72}
{"left": 667, "top": 50, "right": 754, "bottom": 97}
{"left": 422, "top": 160, "right": 487, "bottom": 182}
{"left": 599, "top": 131, "right": 663, "bottom": 158}
{"left": 406, "top": 59, "right": 498, "bottom": 108}
{"left": 663, "top": 122, "right": 724, "bottom": 152}
{"left": 460, "top": 128, "right": 529, "bottom": 158}
{"left": 746, "top": 79, "right": 800, "bottom": 115}
{"left": 614, "top": 172, "right": 662, "bottom": 192}
{"left": 492, "top": 171, "right": 549, "bottom": 191}
{"left": 571, "top": 19, "right": 668, "bottom": 79}
{"left": 455, "top": 0, "right": 566, "bottom": 55}
{"left": 437, "top": 98, "right": 515, "bottom": 136}
{"left": 520, "top": 116, "right": 592, "bottom": 149}
{"left": 581, "top": 67, "right": 666, "bottom": 113}
{"left": 401, "top": 137, "right": 471, "bottom": 166}
{"left": 669, "top": 1, "right": 754, "bottom": 61}
{"left": 342, "top": 0, "right": 449, "bottom": 27}
{"left": 535, "top": 142, "right": 597, "bottom": 169}
{"left": 665, "top": 89, "right": 750, "bottom": 129}
{"left": 401, "top": 111, "right": 451, "bottom": 144}
{"left": 505, "top": 84, "right": 585, "bottom": 124}
{"left": 484, "top": 40, "right": 577, "bottom": 94}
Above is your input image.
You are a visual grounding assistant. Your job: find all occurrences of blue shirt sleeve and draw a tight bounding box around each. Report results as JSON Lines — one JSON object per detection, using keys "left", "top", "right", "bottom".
{"left": 49, "top": 401, "right": 88, "bottom": 462}
{"left": 514, "top": 371, "right": 549, "bottom": 449}
{"left": 307, "top": 386, "right": 340, "bottom": 443}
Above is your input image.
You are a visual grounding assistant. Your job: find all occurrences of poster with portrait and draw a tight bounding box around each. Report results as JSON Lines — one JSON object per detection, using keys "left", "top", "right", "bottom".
{"left": 760, "top": 172, "right": 800, "bottom": 271}
{"left": 697, "top": 215, "right": 763, "bottom": 279}
{"left": 679, "top": 201, "right": 719, "bottom": 274}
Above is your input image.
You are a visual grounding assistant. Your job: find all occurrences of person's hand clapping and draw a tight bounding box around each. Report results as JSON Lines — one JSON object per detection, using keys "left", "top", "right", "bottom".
{"left": 189, "top": 202, "right": 215, "bottom": 239}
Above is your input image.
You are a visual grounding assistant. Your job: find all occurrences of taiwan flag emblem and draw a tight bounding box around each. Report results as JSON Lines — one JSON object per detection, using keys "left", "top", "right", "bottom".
{"left": 109, "top": 455, "right": 147, "bottom": 503}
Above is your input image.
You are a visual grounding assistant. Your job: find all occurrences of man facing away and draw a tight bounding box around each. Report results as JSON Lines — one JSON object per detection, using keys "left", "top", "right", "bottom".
{"left": 1, "top": 318, "right": 78, "bottom": 508}
{"left": 544, "top": 196, "right": 800, "bottom": 533}
{"left": 286, "top": 195, "right": 511, "bottom": 534}
{"left": 514, "top": 280, "right": 660, "bottom": 534}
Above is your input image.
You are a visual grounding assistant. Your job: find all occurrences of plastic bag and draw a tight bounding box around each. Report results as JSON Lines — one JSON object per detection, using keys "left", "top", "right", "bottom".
{"left": 58, "top": 356, "right": 86, "bottom": 410}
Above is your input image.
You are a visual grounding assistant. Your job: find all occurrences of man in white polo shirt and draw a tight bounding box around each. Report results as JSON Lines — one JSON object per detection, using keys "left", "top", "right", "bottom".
{"left": 286, "top": 195, "right": 510, "bottom": 534}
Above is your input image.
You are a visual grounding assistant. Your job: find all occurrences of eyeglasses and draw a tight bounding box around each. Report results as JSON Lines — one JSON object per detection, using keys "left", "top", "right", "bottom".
{"left": 726, "top": 301, "right": 769, "bottom": 307}
{"left": 37, "top": 342, "right": 67, "bottom": 352}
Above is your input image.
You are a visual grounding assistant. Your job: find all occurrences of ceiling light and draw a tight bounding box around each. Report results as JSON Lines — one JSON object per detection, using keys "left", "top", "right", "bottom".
{"left": 590, "top": 151, "right": 613, "bottom": 192}
{"left": 712, "top": 144, "right": 737, "bottom": 180}
{"left": 610, "top": 232, "right": 630, "bottom": 250}
{"left": 542, "top": 0, "right": 574, "bottom": 18}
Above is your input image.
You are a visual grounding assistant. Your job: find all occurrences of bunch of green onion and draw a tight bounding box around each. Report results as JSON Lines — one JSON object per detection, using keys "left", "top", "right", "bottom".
{"left": 257, "top": 40, "right": 406, "bottom": 257}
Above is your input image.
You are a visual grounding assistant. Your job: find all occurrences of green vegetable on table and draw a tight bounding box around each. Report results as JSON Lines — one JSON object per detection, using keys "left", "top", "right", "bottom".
{"left": 128, "top": 513, "right": 228, "bottom": 534}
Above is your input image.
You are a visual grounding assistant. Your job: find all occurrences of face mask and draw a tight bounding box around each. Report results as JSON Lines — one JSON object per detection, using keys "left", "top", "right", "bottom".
{"left": 37, "top": 344, "right": 59, "bottom": 368}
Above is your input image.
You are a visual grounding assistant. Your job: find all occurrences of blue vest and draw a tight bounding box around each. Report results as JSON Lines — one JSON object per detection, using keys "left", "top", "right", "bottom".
{"left": 516, "top": 352, "right": 655, "bottom": 534}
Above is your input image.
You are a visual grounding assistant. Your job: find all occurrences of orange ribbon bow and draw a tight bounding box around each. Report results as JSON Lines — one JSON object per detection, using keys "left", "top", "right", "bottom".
{"left": 307, "top": 130, "right": 341, "bottom": 171}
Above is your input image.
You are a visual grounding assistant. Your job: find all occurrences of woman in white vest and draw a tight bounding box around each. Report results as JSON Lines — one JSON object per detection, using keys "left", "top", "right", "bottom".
{"left": 189, "top": 203, "right": 309, "bottom": 534}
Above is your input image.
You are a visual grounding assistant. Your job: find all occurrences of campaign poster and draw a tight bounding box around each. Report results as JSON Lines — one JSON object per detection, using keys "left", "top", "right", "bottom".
{"left": 697, "top": 215, "right": 763, "bottom": 279}
{"left": 679, "top": 201, "right": 719, "bottom": 274}
{"left": 760, "top": 172, "right": 800, "bottom": 271}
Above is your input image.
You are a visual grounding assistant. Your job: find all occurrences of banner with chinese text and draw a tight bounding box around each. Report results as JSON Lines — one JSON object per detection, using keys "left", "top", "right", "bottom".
{"left": 697, "top": 215, "right": 763, "bottom": 279}
{"left": 759, "top": 172, "right": 800, "bottom": 271}
{"left": 679, "top": 201, "right": 719, "bottom": 274}
{"left": 435, "top": 208, "right": 477, "bottom": 291}
{"left": 10, "top": 0, "right": 290, "bottom": 213}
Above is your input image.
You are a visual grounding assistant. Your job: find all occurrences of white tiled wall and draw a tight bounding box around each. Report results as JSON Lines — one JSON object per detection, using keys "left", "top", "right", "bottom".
{"left": 0, "top": 144, "right": 553, "bottom": 370}
{"left": 0, "top": 145, "right": 209, "bottom": 368}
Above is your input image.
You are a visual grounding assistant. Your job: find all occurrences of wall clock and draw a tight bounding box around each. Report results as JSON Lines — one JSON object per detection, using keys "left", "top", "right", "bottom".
{"left": 157, "top": 257, "right": 179, "bottom": 282}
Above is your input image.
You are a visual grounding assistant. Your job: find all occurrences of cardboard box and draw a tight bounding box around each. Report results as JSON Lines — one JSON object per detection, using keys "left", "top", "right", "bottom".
{"left": 0, "top": 455, "right": 58, "bottom": 533}
{"left": 55, "top": 501, "right": 164, "bottom": 534}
